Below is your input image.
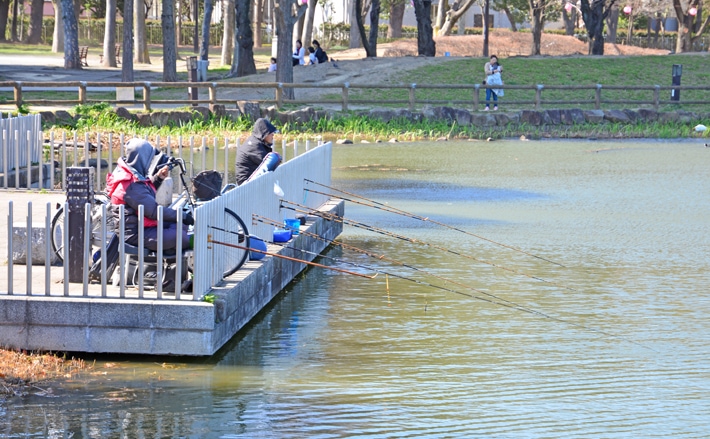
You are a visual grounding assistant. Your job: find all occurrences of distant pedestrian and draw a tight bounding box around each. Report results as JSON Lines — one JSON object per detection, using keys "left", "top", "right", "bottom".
{"left": 484, "top": 55, "right": 504, "bottom": 111}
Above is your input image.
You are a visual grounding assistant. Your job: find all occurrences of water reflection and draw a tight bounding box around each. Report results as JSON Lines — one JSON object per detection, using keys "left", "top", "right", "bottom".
{"left": 2, "top": 140, "right": 710, "bottom": 438}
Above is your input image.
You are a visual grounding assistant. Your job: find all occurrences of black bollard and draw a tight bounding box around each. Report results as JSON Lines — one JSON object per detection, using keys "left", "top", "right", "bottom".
{"left": 671, "top": 64, "right": 682, "bottom": 101}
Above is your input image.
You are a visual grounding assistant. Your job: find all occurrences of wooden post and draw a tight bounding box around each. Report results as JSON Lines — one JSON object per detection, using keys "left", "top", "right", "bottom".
{"left": 473, "top": 84, "right": 480, "bottom": 111}
{"left": 595, "top": 84, "right": 602, "bottom": 110}
{"left": 535, "top": 85, "right": 543, "bottom": 110}
{"left": 209, "top": 82, "right": 217, "bottom": 108}
{"left": 653, "top": 85, "right": 660, "bottom": 110}
{"left": 79, "top": 81, "right": 87, "bottom": 105}
{"left": 409, "top": 83, "right": 416, "bottom": 111}
{"left": 14, "top": 81, "right": 22, "bottom": 109}
{"left": 276, "top": 83, "right": 283, "bottom": 109}
{"left": 143, "top": 82, "right": 151, "bottom": 112}
{"left": 342, "top": 83, "right": 349, "bottom": 112}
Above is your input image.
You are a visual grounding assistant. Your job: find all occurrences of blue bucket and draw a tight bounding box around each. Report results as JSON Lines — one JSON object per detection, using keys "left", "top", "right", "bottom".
{"left": 284, "top": 218, "right": 300, "bottom": 235}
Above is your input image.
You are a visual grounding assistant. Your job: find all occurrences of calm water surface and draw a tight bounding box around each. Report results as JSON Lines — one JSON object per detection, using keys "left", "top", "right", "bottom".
{"left": 2, "top": 140, "right": 709, "bottom": 438}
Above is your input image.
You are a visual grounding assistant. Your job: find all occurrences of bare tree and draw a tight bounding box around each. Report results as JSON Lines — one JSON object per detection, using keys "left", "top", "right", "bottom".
{"left": 162, "top": 0, "right": 178, "bottom": 81}
{"left": 528, "top": 0, "right": 556, "bottom": 55}
{"left": 274, "top": 0, "right": 308, "bottom": 100}
{"left": 102, "top": 0, "right": 118, "bottom": 66}
{"left": 413, "top": 0, "right": 436, "bottom": 56}
{"left": 61, "top": 0, "right": 81, "bottom": 69}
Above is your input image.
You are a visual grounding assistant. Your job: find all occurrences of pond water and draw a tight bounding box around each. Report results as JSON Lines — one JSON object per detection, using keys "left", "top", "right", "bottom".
{"left": 2, "top": 139, "right": 710, "bottom": 438}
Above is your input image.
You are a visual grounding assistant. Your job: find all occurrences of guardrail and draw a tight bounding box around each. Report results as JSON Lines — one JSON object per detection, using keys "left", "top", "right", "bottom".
{"left": 3, "top": 81, "right": 710, "bottom": 112}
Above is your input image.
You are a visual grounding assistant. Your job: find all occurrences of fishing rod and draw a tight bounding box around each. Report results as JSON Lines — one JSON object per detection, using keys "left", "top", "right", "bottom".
{"left": 303, "top": 179, "right": 565, "bottom": 268}
{"left": 280, "top": 200, "right": 576, "bottom": 292}
{"left": 257, "top": 220, "right": 654, "bottom": 351}
{"left": 207, "top": 235, "right": 378, "bottom": 279}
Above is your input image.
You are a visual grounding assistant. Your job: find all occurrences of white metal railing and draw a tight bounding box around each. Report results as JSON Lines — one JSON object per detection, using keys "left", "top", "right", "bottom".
{"left": 0, "top": 113, "right": 43, "bottom": 189}
{"left": 1, "top": 141, "right": 333, "bottom": 301}
{"left": 192, "top": 141, "right": 331, "bottom": 296}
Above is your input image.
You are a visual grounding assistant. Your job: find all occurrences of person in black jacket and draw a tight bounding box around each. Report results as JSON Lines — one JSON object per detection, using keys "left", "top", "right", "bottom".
{"left": 235, "top": 118, "right": 279, "bottom": 185}
{"left": 312, "top": 40, "right": 328, "bottom": 64}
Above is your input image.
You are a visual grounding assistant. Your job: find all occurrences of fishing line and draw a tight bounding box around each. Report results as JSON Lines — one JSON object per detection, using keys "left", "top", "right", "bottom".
{"left": 207, "top": 235, "right": 377, "bottom": 279}
{"left": 304, "top": 179, "right": 565, "bottom": 268}
{"left": 280, "top": 200, "right": 576, "bottom": 292}
{"left": 264, "top": 232, "right": 655, "bottom": 352}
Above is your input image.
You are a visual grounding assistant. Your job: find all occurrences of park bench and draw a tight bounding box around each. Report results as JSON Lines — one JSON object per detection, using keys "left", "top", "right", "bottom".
{"left": 79, "top": 46, "right": 89, "bottom": 67}
{"left": 99, "top": 44, "right": 121, "bottom": 64}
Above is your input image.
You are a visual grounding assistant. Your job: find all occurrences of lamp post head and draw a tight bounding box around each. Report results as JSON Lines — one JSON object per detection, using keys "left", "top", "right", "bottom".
{"left": 623, "top": 5, "right": 632, "bottom": 14}
{"left": 689, "top": 7, "right": 698, "bottom": 16}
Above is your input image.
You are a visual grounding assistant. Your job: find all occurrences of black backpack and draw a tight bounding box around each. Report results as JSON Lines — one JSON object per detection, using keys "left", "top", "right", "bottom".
{"left": 192, "top": 170, "right": 223, "bottom": 201}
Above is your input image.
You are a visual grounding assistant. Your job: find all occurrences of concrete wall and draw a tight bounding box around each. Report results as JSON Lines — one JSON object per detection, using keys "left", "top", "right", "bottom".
{"left": 0, "top": 200, "right": 344, "bottom": 356}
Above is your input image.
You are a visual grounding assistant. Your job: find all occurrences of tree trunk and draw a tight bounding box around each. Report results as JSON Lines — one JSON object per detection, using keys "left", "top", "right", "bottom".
{"left": 235, "top": 0, "right": 256, "bottom": 76}
{"left": 26, "top": 0, "right": 43, "bottom": 43}
{"left": 528, "top": 0, "right": 544, "bottom": 55}
{"left": 580, "top": 0, "right": 611, "bottom": 55}
{"left": 51, "top": 0, "right": 64, "bottom": 51}
{"left": 349, "top": 0, "right": 361, "bottom": 49}
{"left": 562, "top": 8, "right": 576, "bottom": 36}
{"left": 135, "top": 0, "right": 150, "bottom": 63}
{"left": 102, "top": 0, "right": 117, "bottom": 66}
{"left": 254, "top": 0, "right": 263, "bottom": 47}
{"left": 439, "top": 0, "right": 474, "bottom": 36}
{"left": 162, "top": 0, "right": 178, "bottom": 81}
{"left": 60, "top": 0, "right": 81, "bottom": 69}
{"left": 0, "top": 0, "right": 9, "bottom": 42}
{"left": 436, "top": 0, "right": 447, "bottom": 30}
{"left": 302, "top": 0, "right": 317, "bottom": 47}
{"left": 274, "top": 0, "right": 307, "bottom": 100}
{"left": 605, "top": 5, "right": 618, "bottom": 43}
{"left": 355, "top": 0, "right": 378, "bottom": 57}
{"left": 482, "top": 0, "right": 489, "bottom": 56}
{"left": 11, "top": 0, "right": 19, "bottom": 41}
{"left": 503, "top": 7, "right": 517, "bottom": 32}
{"left": 193, "top": 0, "right": 199, "bottom": 53}
{"left": 387, "top": 0, "right": 404, "bottom": 38}
{"left": 122, "top": 0, "right": 135, "bottom": 81}
{"left": 221, "top": 0, "right": 235, "bottom": 65}
{"left": 413, "top": 0, "right": 436, "bottom": 56}
{"left": 200, "top": 0, "right": 214, "bottom": 60}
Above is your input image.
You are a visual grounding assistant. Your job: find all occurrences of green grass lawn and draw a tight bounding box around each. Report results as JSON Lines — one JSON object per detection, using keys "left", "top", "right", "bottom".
{"left": 343, "top": 54, "right": 710, "bottom": 111}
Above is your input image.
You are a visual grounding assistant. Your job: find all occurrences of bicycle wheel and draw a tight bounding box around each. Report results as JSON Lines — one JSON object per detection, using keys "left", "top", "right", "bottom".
{"left": 51, "top": 194, "right": 114, "bottom": 264}
{"left": 220, "top": 208, "right": 250, "bottom": 277}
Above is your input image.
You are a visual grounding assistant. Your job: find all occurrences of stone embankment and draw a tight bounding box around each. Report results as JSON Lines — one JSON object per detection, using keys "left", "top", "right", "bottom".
{"left": 37, "top": 104, "right": 709, "bottom": 131}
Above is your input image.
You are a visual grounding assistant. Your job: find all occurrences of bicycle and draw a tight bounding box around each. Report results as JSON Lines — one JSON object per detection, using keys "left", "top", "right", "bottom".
{"left": 166, "top": 156, "right": 250, "bottom": 278}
